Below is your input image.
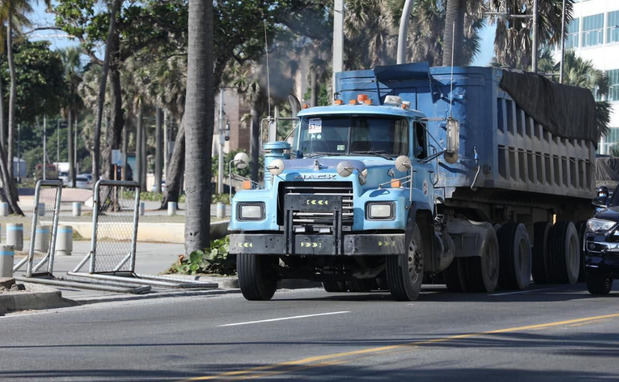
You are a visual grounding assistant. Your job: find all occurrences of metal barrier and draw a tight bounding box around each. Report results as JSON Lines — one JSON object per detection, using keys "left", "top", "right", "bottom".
{"left": 12, "top": 180, "right": 63, "bottom": 276}
{"left": 69, "top": 179, "right": 216, "bottom": 289}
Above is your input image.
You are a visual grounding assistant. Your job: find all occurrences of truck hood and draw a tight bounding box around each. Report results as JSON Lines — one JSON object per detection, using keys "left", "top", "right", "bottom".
{"left": 280, "top": 156, "right": 404, "bottom": 189}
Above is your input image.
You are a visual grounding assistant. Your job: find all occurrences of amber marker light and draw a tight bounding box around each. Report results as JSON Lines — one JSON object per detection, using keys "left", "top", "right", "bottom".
{"left": 242, "top": 180, "right": 252, "bottom": 190}
{"left": 364, "top": 99, "right": 372, "bottom": 105}
{"left": 390, "top": 179, "right": 402, "bottom": 188}
{"left": 334, "top": 99, "right": 343, "bottom": 105}
{"left": 302, "top": 103, "right": 309, "bottom": 109}
{"left": 357, "top": 94, "right": 369, "bottom": 103}
{"left": 349, "top": 99, "right": 357, "bottom": 105}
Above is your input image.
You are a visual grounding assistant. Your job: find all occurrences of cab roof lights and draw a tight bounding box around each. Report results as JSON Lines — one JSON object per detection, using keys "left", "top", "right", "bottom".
{"left": 384, "top": 95, "right": 402, "bottom": 106}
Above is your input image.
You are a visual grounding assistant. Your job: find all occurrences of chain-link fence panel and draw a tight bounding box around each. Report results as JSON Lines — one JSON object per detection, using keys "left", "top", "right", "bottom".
{"left": 90, "top": 180, "right": 140, "bottom": 273}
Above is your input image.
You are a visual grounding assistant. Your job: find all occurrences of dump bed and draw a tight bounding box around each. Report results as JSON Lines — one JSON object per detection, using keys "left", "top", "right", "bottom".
{"left": 335, "top": 64, "right": 597, "bottom": 201}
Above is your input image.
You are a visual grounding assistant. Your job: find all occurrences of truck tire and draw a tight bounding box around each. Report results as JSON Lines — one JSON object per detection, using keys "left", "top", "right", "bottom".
{"left": 237, "top": 254, "right": 278, "bottom": 301}
{"left": 497, "top": 222, "right": 531, "bottom": 290}
{"left": 586, "top": 271, "right": 613, "bottom": 295}
{"left": 575, "top": 221, "right": 587, "bottom": 282}
{"left": 386, "top": 224, "right": 424, "bottom": 301}
{"left": 548, "top": 221, "right": 580, "bottom": 285}
{"left": 444, "top": 258, "right": 465, "bottom": 292}
{"left": 532, "top": 222, "right": 551, "bottom": 284}
{"left": 463, "top": 225, "right": 500, "bottom": 292}
{"left": 322, "top": 281, "right": 346, "bottom": 292}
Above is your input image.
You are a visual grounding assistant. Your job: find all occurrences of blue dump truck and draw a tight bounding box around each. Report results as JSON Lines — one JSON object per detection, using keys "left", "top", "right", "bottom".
{"left": 229, "top": 62, "right": 598, "bottom": 301}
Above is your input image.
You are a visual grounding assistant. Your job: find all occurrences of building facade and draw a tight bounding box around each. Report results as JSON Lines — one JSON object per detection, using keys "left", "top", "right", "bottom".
{"left": 560, "top": 0, "right": 619, "bottom": 154}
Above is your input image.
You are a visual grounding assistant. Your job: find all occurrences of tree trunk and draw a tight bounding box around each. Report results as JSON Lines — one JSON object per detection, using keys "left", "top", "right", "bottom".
{"left": 161, "top": 120, "right": 185, "bottom": 209}
{"left": 155, "top": 107, "right": 163, "bottom": 193}
{"left": 442, "top": 0, "right": 465, "bottom": 67}
{"left": 93, "top": 0, "right": 120, "bottom": 181}
{"left": 0, "top": 68, "right": 5, "bottom": 151}
{"left": 141, "top": 110, "right": 147, "bottom": 189}
{"left": 104, "top": 43, "right": 124, "bottom": 181}
{"left": 136, "top": 99, "right": 145, "bottom": 189}
{"left": 68, "top": 109, "right": 76, "bottom": 187}
{"left": 184, "top": 0, "right": 214, "bottom": 254}
{"left": 122, "top": 114, "right": 128, "bottom": 181}
{"left": 7, "top": 17, "right": 16, "bottom": 180}
{"left": 0, "top": 142, "right": 22, "bottom": 215}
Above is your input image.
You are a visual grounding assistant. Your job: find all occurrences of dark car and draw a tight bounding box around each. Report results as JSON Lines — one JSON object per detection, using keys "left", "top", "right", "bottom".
{"left": 583, "top": 185, "right": 619, "bottom": 294}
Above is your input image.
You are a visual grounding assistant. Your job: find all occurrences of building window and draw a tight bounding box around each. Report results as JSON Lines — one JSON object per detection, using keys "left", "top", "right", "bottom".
{"left": 582, "top": 14, "right": 604, "bottom": 47}
{"left": 566, "top": 19, "right": 579, "bottom": 49}
{"left": 608, "top": 11, "right": 619, "bottom": 43}
{"left": 608, "top": 69, "right": 619, "bottom": 101}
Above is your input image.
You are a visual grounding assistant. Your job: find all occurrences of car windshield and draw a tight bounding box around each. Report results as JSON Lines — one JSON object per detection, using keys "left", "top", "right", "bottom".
{"left": 296, "top": 116, "right": 409, "bottom": 158}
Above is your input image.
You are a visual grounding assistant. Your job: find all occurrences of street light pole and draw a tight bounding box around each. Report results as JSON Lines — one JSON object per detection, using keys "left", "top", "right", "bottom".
{"left": 397, "top": 0, "right": 415, "bottom": 64}
{"left": 559, "top": 0, "right": 566, "bottom": 83}
{"left": 43, "top": 116, "right": 47, "bottom": 180}
{"left": 532, "top": 0, "right": 538, "bottom": 73}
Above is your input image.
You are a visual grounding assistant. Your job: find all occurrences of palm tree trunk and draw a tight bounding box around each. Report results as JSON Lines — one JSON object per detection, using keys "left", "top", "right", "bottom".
{"left": 155, "top": 107, "right": 163, "bottom": 193}
{"left": 122, "top": 115, "right": 128, "bottom": 181}
{"left": 7, "top": 17, "right": 16, "bottom": 180}
{"left": 442, "top": 0, "right": 465, "bottom": 67}
{"left": 184, "top": 0, "right": 214, "bottom": 254}
{"left": 0, "top": 142, "right": 22, "bottom": 215}
{"left": 161, "top": 120, "right": 185, "bottom": 209}
{"left": 68, "top": 109, "right": 76, "bottom": 187}
{"left": 0, "top": 70, "right": 5, "bottom": 151}
{"left": 93, "top": 0, "right": 121, "bottom": 181}
{"left": 136, "top": 99, "right": 145, "bottom": 189}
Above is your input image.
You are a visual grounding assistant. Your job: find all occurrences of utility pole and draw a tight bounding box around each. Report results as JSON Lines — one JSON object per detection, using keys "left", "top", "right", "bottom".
{"left": 56, "top": 119, "right": 60, "bottom": 164}
{"left": 559, "top": 0, "right": 566, "bottom": 83}
{"left": 217, "top": 89, "right": 224, "bottom": 194}
{"left": 531, "top": 0, "right": 538, "bottom": 73}
{"left": 17, "top": 123, "right": 20, "bottom": 182}
{"left": 332, "top": 0, "right": 344, "bottom": 97}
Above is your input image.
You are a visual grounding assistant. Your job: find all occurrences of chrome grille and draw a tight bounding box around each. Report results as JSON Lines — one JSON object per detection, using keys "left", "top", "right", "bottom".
{"left": 279, "top": 181, "right": 354, "bottom": 229}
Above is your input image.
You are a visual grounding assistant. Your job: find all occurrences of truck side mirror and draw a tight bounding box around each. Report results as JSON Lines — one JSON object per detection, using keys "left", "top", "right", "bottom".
{"left": 444, "top": 118, "right": 459, "bottom": 164}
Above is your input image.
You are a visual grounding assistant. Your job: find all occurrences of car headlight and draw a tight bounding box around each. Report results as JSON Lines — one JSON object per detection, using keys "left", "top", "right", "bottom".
{"left": 237, "top": 202, "right": 265, "bottom": 221}
{"left": 586, "top": 218, "right": 617, "bottom": 233}
{"left": 366, "top": 202, "right": 395, "bottom": 220}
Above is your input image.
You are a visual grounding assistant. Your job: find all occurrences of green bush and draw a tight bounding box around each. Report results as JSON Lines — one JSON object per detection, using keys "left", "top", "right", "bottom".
{"left": 168, "top": 236, "right": 235, "bottom": 275}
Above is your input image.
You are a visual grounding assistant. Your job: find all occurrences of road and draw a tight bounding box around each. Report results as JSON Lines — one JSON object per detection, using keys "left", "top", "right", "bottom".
{"left": 1, "top": 284, "right": 618, "bottom": 381}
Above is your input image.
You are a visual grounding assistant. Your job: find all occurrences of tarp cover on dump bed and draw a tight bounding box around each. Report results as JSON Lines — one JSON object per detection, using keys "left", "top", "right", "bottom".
{"left": 500, "top": 71, "right": 597, "bottom": 143}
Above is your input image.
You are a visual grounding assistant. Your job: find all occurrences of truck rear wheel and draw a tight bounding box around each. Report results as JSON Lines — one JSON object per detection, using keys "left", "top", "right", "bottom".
{"left": 532, "top": 222, "right": 551, "bottom": 284}
{"left": 548, "top": 221, "right": 580, "bottom": 284}
{"left": 386, "top": 224, "right": 424, "bottom": 301}
{"left": 463, "top": 225, "right": 499, "bottom": 292}
{"left": 497, "top": 222, "right": 531, "bottom": 290}
{"left": 237, "top": 254, "right": 278, "bottom": 301}
{"left": 586, "top": 271, "right": 613, "bottom": 295}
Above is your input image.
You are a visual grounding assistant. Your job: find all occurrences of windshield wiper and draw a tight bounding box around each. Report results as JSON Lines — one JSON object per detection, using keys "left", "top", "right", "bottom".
{"left": 349, "top": 150, "right": 395, "bottom": 160}
{"left": 303, "top": 152, "right": 344, "bottom": 158}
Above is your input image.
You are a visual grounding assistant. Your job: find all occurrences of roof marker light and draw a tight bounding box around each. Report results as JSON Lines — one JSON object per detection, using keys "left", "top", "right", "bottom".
{"left": 334, "top": 99, "right": 343, "bottom": 105}
{"left": 357, "top": 94, "right": 369, "bottom": 103}
{"left": 364, "top": 99, "right": 372, "bottom": 105}
{"left": 349, "top": 99, "right": 357, "bottom": 105}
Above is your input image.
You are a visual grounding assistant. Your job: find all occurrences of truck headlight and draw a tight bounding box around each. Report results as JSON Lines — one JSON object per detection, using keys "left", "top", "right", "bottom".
{"left": 366, "top": 202, "right": 395, "bottom": 220}
{"left": 237, "top": 202, "right": 265, "bottom": 221}
{"left": 586, "top": 218, "right": 617, "bottom": 233}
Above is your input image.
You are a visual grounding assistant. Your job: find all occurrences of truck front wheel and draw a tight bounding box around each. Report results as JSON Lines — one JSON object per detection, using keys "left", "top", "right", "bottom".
{"left": 237, "top": 254, "right": 278, "bottom": 301}
{"left": 386, "top": 224, "right": 424, "bottom": 301}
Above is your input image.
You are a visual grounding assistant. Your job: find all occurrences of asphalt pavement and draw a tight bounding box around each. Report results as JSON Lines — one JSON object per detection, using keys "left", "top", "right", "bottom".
{"left": 1, "top": 283, "right": 618, "bottom": 381}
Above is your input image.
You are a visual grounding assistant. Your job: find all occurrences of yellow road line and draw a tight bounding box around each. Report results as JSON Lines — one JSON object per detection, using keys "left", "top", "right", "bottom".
{"left": 188, "top": 312, "right": 619, "bottom": 381}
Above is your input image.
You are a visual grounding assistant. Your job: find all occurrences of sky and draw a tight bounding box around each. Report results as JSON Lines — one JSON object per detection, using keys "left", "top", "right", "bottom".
{"left": 26, "top": 2, "right": 496, "bottom": 67}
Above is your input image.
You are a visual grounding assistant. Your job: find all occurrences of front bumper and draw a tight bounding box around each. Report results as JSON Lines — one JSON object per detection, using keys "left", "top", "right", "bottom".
{"left": 230, "top": 233, "right": 406, "bottom": 256}
{"left": 584, "top": 234, "right": 619, "bottom": 277}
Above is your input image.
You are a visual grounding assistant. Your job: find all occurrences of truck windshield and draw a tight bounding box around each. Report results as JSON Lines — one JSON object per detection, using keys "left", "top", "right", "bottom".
{"left": 297, "top": 116, "right": 409, "bottom": 158}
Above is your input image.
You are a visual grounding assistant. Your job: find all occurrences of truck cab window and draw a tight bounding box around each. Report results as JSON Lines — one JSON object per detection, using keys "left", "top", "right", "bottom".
{"left": 414, "top": 122, "right": 427, "bottom": 159}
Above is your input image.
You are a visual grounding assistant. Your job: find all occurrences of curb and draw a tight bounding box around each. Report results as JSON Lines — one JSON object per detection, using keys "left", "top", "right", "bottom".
{"left": 0, "top": 283, "right": 74, "bottom": 315}
{"left": 163, "top": 274, "right": 321, "bottom": 290}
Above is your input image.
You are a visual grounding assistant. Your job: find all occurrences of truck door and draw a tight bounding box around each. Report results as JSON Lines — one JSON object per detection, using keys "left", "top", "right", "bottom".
{"left": 413, "top": 121, "right": 433, "bottom": 208}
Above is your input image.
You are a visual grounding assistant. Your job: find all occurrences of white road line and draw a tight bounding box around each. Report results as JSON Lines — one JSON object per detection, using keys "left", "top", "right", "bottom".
{"left": 490, "top": 287, "right": 564, "bottom": 296}
{"left": 219, "top": 311, "right": 350, "bottom": 327}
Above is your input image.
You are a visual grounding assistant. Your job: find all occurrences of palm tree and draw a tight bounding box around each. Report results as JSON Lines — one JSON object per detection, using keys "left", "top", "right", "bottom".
{"left": 184, "top": 0, "right": 214, "bottom": 254}
{"left": 442, "top": 0, "right": 465, "bottom": 66}
{"left": 489, "top": 0, "right": 573, "bottom": 70}
{"left": 60, "top": 47, "right": 83, "bottom": 188}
